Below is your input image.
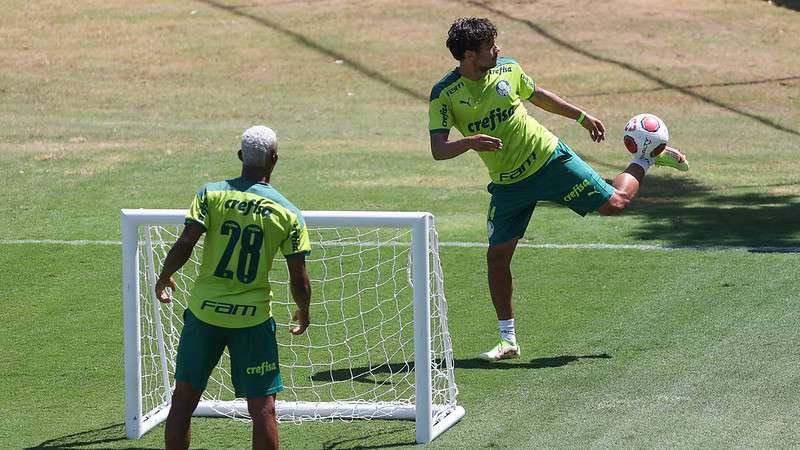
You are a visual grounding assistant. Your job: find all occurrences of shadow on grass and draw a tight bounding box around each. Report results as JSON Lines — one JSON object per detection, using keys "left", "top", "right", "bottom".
{"left": 321, "top": 423, "right": 416, "bottom": 450}
{"left": 615, "top": 175, "right": 800, "bottom": 249}
{"left": 570, "top": 75, "right": 800, "bottom": 99}
{"left": 195, "top": 0, "right": 426, "bottom": 102}
{"left": 469, "top": 1, "right": 800, "bottom": 138}
{"left": 311, "top": 361, "right": 413, "bottom": 384}
{"left": 309, "top": 354, "right": 615, "bottom": 380}
{"left": 456, "top": 353, "right": 611, "bottom": 369}
{"left": 25, "top": 423, "right": 155, "bottom": 450}
{"left": 531, "top": 165, "right": 800, "bottom": 251}
{"left": 768, "top": 0, "right": 800, "bottom": 11}
{"left": 25, "top": 421, "right": 414, "bottom": 450}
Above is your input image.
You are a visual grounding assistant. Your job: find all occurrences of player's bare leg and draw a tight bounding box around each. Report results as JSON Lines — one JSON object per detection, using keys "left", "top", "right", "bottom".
{"left": 597, "top": 163, "right": 643, "bottom": 216}
{"left": 487, "top": 238, "right": 518, "bottom": 320}
{"left": 598, "top": 145, "right": 688, "bottom": 216}
{"left": 481, "top": 238, "right": 521, "bottom": 361}
{"left": 248, "top": 395, "right": 278, "bottom": 450}
{"left": 165, "top": 381, "right": 203, "bottom": 450}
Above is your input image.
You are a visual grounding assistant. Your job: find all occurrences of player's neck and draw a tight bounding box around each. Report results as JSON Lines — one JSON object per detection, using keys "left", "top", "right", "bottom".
{"left": 241, "top": 166, "right": 270, "bottom": 184}
{"left": 459, "top": 61, "right": 487, "bottom": 81}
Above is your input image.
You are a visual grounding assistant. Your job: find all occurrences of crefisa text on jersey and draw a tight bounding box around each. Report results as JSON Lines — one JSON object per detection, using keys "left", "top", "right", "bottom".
{"left": 223, "top": 199, "right": 273, "bottom": 217}
{"left": 467, "top": 106, "right": 516, "bottom": 133}
{"left": 488, "top": 66, "right": 512, "bottom": 75}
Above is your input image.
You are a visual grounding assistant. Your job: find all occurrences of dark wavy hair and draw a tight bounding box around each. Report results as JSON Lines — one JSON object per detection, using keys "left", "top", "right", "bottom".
{"left": 446, "top": 17, "right": 497, "bottom": 61}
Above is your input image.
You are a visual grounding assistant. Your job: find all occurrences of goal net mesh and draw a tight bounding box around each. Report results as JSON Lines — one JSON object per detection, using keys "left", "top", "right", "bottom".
{"left": 135, "top": 221, "right": 458, "bottom": 427}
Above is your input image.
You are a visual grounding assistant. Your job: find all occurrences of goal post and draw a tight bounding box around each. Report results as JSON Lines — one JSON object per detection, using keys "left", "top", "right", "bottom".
{"left": 120, "top": 209, "right": 464, "bottom": 444}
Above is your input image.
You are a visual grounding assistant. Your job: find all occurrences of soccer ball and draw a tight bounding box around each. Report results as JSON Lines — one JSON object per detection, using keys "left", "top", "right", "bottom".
{"left": 623, "top": 113, "right": 669, "bottom": 160}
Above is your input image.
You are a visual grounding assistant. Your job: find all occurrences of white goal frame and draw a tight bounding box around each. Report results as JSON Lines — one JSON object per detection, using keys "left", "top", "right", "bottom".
{"left": 121, "top": 209, "right": 464, "bottom": 443}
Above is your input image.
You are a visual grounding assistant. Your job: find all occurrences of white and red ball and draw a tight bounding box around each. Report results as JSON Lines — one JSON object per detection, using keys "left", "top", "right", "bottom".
{"left": 623, "top": 113, "right": 669, "bottom": 160}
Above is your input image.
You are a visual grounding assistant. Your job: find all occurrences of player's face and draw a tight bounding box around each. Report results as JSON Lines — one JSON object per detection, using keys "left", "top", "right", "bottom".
{"left": 476, "top": 39, "right": 500, "bottom": 71}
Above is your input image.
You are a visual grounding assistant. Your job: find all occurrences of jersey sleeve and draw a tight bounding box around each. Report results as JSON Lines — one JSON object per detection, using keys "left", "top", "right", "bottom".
{"left": 185, "top": 185, "right": 209, "bottom": 230}
{"left": 281, "top": 213, "right": 311, "bottom": 257}
{"left": 428, "top": 93, "right": 452, "bottom": 134}
{"left": 517, "top": 65, "right": 537, "bottom": 100}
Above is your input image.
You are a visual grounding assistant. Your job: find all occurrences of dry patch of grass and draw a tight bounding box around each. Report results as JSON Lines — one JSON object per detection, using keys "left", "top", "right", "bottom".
{"left": 344, "top": 173, "right": 485, "bottom": 189}
{"left": 3, "top": 139, "right": 150, "bottom": 178}
{"left": 8, "top": 139, "right": 144, "bottom": 156}
{"left": 1, "top": 0, "right": 798, "bottom": 195}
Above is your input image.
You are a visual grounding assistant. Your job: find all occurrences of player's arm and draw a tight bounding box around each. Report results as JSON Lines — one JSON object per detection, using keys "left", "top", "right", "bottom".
{"left": 529, "top": 86, "right": 606, "bottom": 142}
{"left": 428, "top": 88, "right": 501, "bottom": 159}
{"left": 286, "top": 254, "right": 311, "bottom": 335}
{"left": 430, "top": 132, "right": 502, "bottom": 160}
{"left": 155, "top": 222, "right": 205, "bottom": 303}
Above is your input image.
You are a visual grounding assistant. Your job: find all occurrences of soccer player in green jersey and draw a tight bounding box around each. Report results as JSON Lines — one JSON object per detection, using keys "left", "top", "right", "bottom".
{"left": 428, "top": 18, "right": 689, "bottom": 362}
{"left": 155, "top": 125, "right": 312, "bottom": 449}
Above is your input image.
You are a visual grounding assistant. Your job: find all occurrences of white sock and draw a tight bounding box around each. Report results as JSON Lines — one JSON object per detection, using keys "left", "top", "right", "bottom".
{"left": 630, "top": 156, "right": 651, "bottom": 171}
{"left": 499, "top": 319, "right": 516, "bottom": 345}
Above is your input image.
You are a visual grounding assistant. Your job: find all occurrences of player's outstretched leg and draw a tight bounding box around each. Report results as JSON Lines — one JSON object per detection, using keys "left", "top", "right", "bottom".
{"left": 598, "top": 145, "right": 689, "bottom": 216}
{"left": 597, "top": 163, "right": 641, "bottom": 216}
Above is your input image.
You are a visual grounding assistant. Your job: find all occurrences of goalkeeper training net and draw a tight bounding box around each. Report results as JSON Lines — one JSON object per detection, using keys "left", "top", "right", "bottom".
{"left": 121, "top": 209, "right": 463, "bottom": 443}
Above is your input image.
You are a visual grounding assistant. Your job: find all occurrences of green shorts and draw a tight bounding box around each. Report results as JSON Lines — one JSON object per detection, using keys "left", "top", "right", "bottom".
{"left": 486, "top": 140, "right": 614, "bottom": 246}
{"left": 175, "top": 308, "right": 283, "bottom": 398}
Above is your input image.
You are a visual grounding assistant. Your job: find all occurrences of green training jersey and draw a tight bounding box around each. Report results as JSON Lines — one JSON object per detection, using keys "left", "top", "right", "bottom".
{"left": 185, "top": 177, "right": 311, "bottom": 328}
{"left": 428, "top": 57, "right": 558, "bottom": 184}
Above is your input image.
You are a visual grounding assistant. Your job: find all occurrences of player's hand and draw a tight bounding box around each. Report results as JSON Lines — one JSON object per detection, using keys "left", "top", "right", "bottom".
{"left": 582, "top": 114, "right": 606, "bottom": 142}
{"left": 469, "top": 134, "right": 503, "bottom": 152}
{"left": 155, "top": 276, "right": 176, "bottom": 303}
{"left": 290, "top": 309, "right": 310, "bottom": 335}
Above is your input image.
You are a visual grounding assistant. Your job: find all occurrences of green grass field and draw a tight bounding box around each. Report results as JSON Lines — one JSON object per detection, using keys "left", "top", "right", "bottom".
{"left": 1, "top": 0, "right": 799, "bottom": 448}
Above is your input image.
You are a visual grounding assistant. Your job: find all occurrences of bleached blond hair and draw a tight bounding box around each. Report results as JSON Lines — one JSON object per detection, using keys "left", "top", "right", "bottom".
{"left": 240, "top": 125, "right": 277, "bottom": 167}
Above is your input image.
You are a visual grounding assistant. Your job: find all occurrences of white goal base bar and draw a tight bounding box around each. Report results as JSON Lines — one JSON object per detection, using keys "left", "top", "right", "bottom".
{"left": 121, "top": 209, "right": 463, "bottom": 444}
{"left": 135, "top": 400, "right": 465, "bottom": 443}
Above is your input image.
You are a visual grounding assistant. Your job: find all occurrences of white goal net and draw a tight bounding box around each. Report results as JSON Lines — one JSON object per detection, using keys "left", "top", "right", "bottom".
{"left": 121, "top": 209, "right": 463, "bottom": 443}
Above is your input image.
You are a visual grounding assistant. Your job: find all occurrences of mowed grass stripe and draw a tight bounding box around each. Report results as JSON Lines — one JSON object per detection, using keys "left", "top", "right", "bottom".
{"left": 3, "top": 244, "right": 798, "bottom": 448}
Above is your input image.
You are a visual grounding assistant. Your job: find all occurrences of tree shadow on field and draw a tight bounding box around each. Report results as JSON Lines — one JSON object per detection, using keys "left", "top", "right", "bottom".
{"left": 196, "top": 0, "right": 800, "bottom": 140}
{"left": 532, "top": 160, "right": 800, "bottom": 251}
{"left": 456, "top": 353, "right": 612, "bottom": 369}
{"left": 468, "top": 1, "right": 800, "bottom": 138}
{"left": 612, "top": 175, "right": 800, "bottom": 250}
{"left": 25, "top": 423, "right": 156, "bottom": 450}
{"left": 570, "top": 75, "right": 800, "bottom": 99}
{"left": 768, "top": 0, "right": 800, "bottom": 12}
{"left": 194, "top": 0, "right": 800, "bottom": 249}
{"left": 195, "top": 0, "right": 426, "bottom": 102}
